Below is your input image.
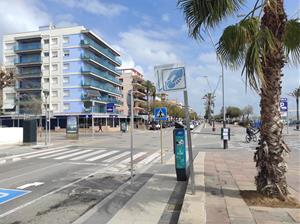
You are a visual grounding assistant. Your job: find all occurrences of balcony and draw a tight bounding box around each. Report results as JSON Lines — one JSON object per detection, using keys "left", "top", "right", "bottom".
{"left": 15, "top": 56, "right": 41, "bottom": 66}
{"left": 81, "top": 52, "right": 121, "bottom": 76}
{"left": 81, "top": 81, "right": 122, "bottom": 96}
{"left": 82, "top": 95, "right": 123, "bottom": 106}
{"left": 81, "top": 67, "right": 122, "bottom": 86}
{"left": 80, "top": 39, "right": 121, "bottom": 66}
{"left": 16, "top": 72, "right": 42, "bottom": 79}
{"left": 15, "top": 43, "right": 41, "bottom": 53}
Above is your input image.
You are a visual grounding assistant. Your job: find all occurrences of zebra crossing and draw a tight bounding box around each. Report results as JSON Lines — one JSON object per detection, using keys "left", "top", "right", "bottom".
{"left": 4, "top": 146, "right": 161, "bottom": 168}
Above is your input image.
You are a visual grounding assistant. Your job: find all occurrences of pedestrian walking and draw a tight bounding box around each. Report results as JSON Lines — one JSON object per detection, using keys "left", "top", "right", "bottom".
{"left": 97, "top": 123, "right": 103, "bottom": 132}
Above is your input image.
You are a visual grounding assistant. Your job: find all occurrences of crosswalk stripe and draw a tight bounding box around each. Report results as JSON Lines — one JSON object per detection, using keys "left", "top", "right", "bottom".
{"left": 70, "top": 150, "right": 107, "bottom": 161}
{"left": 136, "top": 152, "right": 160, "bottom": 166}
{"left": 54, "top": 150, "right": 92, "bottom": 160}
{"left": 102, "top": 151, "right": 130, "bottom": 163}
{"left": 86, "top": 150, "right": 119, "bottom": 162}
{"left": 6, "top": 146, "right": 71, "bottom": 159}
{"left": 40, "top": 149, "right": 81, "bottom": 159}
{"left": 121, "top": 152, "right": 147, "bottom": 164}
{"left": 25, "top": 147, "right": 74, "bottom": 159}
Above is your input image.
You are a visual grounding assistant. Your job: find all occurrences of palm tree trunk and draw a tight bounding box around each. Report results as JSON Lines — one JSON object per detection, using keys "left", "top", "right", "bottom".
{"left": 254, "top": 0, "right": 289, "bottom": 199}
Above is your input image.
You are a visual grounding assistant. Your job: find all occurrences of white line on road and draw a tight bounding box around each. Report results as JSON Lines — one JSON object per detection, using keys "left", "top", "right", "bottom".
{"left": 102, "top": 151, "right": 130, "bottom": 163}
{"left": 17, "top": 182, "right": 44, "bottom": 189}
{"left": 54, "top": 150, "right": 92, "bottom": 160}
{"left": 121, "top": 152, "right": 147, "bottom": 164}
{"left": 40, "top": 149, "right": 81, "bottom": 159}
{"left": 25, "top": 148, "right": 74, "bottom": 159}
{"left": 70, "top": 150, "right": 107, "bottom": 161}
{"left": 86, "top": 150, "right": 119, "bottom": 162}
{"left": 136, "top": 152, "right": 160, "bottom": 166}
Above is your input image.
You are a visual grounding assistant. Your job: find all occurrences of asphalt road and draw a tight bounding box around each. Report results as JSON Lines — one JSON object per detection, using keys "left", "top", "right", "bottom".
{"left": 0, "top": 127, "right": 178, "bottom": 224}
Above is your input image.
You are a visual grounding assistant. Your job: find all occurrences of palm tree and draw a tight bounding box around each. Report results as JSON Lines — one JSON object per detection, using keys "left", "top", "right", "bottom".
{"left": 178, "top": 0, "right": 300, "bottom": 199}
{"left": 202, "top": 93, "right": 214, "bottom": 123}
{"left": 289, "top": 86, "right": 300, "bottom": 130}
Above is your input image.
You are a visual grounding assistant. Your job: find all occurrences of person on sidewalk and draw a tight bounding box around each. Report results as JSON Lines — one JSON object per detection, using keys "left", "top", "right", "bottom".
{"left": 97, "top": 123, "right": 103, "bottom": 133}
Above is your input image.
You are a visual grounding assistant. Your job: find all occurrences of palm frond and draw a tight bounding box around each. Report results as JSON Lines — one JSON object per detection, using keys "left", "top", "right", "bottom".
{"left": 178, "top": 0, "right": 244, "bottom": 40}
{"left": 284, "top": 19, "right": 300, "bottom": 65}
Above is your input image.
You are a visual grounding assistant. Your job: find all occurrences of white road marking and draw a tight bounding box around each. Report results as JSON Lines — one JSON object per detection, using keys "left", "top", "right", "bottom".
{"left": 86, "top": 150, "right": 119, "bottom": 162}
{"left": 136, "top": 152, "right": 160, "bottom": 166}
{"left": 54, "top": 150, "right": 92, "bottom": 160}
{"left": 102, "top": 151, "right": 130, "bottom": 163}
{"left": 40, "top": 149, "right": 81, "bottom": 159}
{"left": 121, "top": 152, "right": 147, "bottom": 164}
{"left": 3, "top": 146, "right": 71, "bottom": 159}
{"left": 70, "top": 150, "right": 106, "bottom": 161}
{"left": 17, "top": 182, "right": 44, "bottom": 189}
{"left": 25, "top": 148, "right": 74, "bottom": 159}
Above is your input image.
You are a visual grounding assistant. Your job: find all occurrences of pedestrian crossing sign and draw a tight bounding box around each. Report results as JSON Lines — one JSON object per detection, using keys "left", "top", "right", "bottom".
{"left": 154, "top": 107, "right": 167, "bottom": 121}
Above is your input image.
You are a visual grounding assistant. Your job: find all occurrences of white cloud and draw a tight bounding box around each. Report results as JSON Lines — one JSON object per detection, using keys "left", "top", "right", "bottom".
{"left": 55, "top": 14, "right": 78, "bottom": 27}
{"left": 58, "top": 0, "right": 127, "bottom": 17}
{"left": 161, "top": 14, "right": 170, "bottom": 22}
{"left": 198, "top": 52, "right": 218, "bottom": 64}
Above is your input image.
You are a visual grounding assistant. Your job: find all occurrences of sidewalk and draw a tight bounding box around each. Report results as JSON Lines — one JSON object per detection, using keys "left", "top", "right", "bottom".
{"left": 179, "top": 123, "right": 300, "bottom": 224}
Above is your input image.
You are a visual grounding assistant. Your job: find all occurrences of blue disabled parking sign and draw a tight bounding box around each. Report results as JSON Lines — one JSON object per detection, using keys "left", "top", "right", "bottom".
{"left": 154, "top": 107, "right": 167, "bottom": 121}
{"left": 0, "top": 188, "right": 30, "bottom": 204}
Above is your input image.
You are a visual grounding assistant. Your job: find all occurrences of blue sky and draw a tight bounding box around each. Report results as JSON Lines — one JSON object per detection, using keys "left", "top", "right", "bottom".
{"left": 0, "top": 0, "right": 299, "bottom": 117}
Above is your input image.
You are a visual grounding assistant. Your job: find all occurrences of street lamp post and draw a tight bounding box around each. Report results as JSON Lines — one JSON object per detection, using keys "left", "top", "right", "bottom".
{"left": 43, "top": 90, "right": 49, "bottom": 146}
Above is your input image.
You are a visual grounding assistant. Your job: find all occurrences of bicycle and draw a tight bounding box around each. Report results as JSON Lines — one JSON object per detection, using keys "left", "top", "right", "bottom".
{"left": 245, "top": 128, "right": 260, "bottom": 143}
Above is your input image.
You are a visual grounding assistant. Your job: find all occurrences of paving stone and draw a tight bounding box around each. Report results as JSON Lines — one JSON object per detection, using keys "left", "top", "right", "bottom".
{"left": 288, "top": 210, "right": 300, "bottom": 223}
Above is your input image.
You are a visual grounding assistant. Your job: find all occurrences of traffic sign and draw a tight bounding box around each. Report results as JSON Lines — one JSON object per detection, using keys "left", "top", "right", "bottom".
{"left": 154, "top": 64, "right": 186, "bottom": 93}
{"left": 106, "top": 103, "right": 114, "bottom": 113}
{"left": 154, "top": 107, "right": 167, "bottom": 121}
{"left": 0, "top": 188, "right": 30, "bottom": 205}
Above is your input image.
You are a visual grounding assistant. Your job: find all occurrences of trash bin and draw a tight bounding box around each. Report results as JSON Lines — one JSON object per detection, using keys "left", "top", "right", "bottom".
{"left": 120, "top": 122, "right": 128, "bottom": 132}
{"left": 23, "top": 119, "right": 37, "bottom": 144}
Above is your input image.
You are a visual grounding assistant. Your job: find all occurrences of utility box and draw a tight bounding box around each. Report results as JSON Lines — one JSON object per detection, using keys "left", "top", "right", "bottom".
{"left": 23, "top": 119, "right": 37, "bottom": 145}
{"left": 173, "top": 128, "right": 187, "bottom": 181}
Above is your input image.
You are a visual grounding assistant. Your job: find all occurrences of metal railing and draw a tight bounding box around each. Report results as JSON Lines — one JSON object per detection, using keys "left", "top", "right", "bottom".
{"left": 15, "top": 43, "right": 41, "bottom": 51}
{"left": 81, "top": 67, "right": 122, "bottom": 85}
{"left": 81, "top": 95, "right": 123, "bottom": 105}
{"left": 81, "top": 80, "right": 122, "bottom": 95}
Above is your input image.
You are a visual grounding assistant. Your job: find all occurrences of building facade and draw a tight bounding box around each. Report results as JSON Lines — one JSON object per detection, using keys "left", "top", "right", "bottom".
{"left": 119, "top": 68, "right": 147, "bottom": 117}
{"left": 2, "top": 25, "right": 123, "bottom": 121}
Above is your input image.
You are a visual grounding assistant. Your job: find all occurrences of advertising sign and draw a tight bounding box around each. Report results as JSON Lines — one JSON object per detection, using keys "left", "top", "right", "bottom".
{"left": 280, "top": 98, "right": 288, "bottom": 117}
{"left": 66, "top": 116, "right": 78, "bottom": 134}
{"left": 174, "top": 128, "right": 186, "bottom": 169}
{"left": 106, "top": 103, "right": 114, "bottom": 113}
{"left": 154, "top": 64, "right": 186, "bottom": 93}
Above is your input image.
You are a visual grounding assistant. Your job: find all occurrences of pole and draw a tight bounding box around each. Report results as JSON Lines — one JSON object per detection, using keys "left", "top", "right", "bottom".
{"left": 130, "top": 90, "right": 134, "bottom": 183}
{"left": 221, "top": 64, "right": 228, "bottom": 149}
{"left": 45, "top": 103, "right": 47, "bottom": 146}
{"left": 287, "top": 111, "right": 289, "bottom": 134}
{"left": 184, "top": 90, "right": 195, "bottom": 195}
{"left": 48, "top": 116, "right": 51, "bottom": 145}
{"left": 160, "top": 120, "right": 163, "bottom": 164}
{"left": 92, "top": 101, "right": 94, "bottom": 137}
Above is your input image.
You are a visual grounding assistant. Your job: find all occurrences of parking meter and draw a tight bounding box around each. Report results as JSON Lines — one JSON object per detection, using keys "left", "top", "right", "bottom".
{"left": 173, "top": 128, "right": 187, "bottom": 181}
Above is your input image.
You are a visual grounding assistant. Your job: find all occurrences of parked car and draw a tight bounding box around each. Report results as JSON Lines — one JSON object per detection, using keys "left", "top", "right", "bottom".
{"left": 149, "top": 121, "right": 160, "bottom": 130}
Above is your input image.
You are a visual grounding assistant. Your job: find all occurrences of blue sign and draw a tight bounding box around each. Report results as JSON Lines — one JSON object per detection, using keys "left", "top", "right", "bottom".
{"left": 154, "top": 107, "right": 167, "bottom": 121}
{"left": 174, "top": 129, "right": 186, "bottom": 169}
{"left": 0, "top": 188, "right": 30, "bottom": 205}
{"left": 280, "top": 98, "right": 288, "bottom": 112}
{"left": 106, "top": 103, "right": 114, "bottom": 113}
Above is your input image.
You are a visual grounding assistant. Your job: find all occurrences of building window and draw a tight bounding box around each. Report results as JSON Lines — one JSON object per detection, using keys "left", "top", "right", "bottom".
{"left": 52, "top": 51, "right": 58, "bottom": 58}
{"left": 44, "top": 39, "right": 49, "bottom": 44}
{"left": 51, "top": 38, "right": 58, "bottom": 45}
{"left": 63, "top": 90, "right": 70, "bottom": 97}
{"left": 63, "top": 103, "right": 70, "bottom": 110}
{"left": 63, "top": 63, "right": 69, "bottom": 70}
{"left": 63, "top": 77, "right": 69, "bottom": 84}
{"left": 63, "top": 37, "right": 69, "bottom": 44}
{"left": 6, "top": 93, "right": 15, "bottom": 100}
{"left": 63, "top": 50, "right": 70, "bottom": 57}
{"left": 44, "top": 52, "right": 49, "bottom": 57}
{"left": 52, "top": 64, "right": 58, "bottom": 71}
{"left": 52, "top": 91, "right": 58, "bottom": 97}
{"left": 44, "top": 65, "right": 49, "bottom": 71}
{"left": 52, "top": 104, "right": 58, "bottom": 111}
{"left": 52, "top": 77, "right": 58, "bottom": 84}
{"left": 44, "top": 78, "right": 49, "bottom": 83}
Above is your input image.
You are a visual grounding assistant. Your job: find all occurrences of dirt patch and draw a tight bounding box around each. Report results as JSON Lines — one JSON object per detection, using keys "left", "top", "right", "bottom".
{"left": 240, "top": 190, "right": 300, "bottom": 208}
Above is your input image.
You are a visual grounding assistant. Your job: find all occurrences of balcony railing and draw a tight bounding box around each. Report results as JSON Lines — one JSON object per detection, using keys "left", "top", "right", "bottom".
{"left": 82, "top": 95, "right": 123, "bottom": 105}
{"left": 81, "top": 67, "right": 122, "bottom": 86}
{"left": 81, "top": 81, "right": 122, "bottom": 96}
{"left": 15, "top": 56, "right": 41, "bottom": 65}
{"left": 80, "top": 38, "right": 121, "bottom": 66}
{"left": 81, "top": 52, "right": 121, "bottom": 75}
{"left": 15, "top": 43, "right": 41, "bottom": 52}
